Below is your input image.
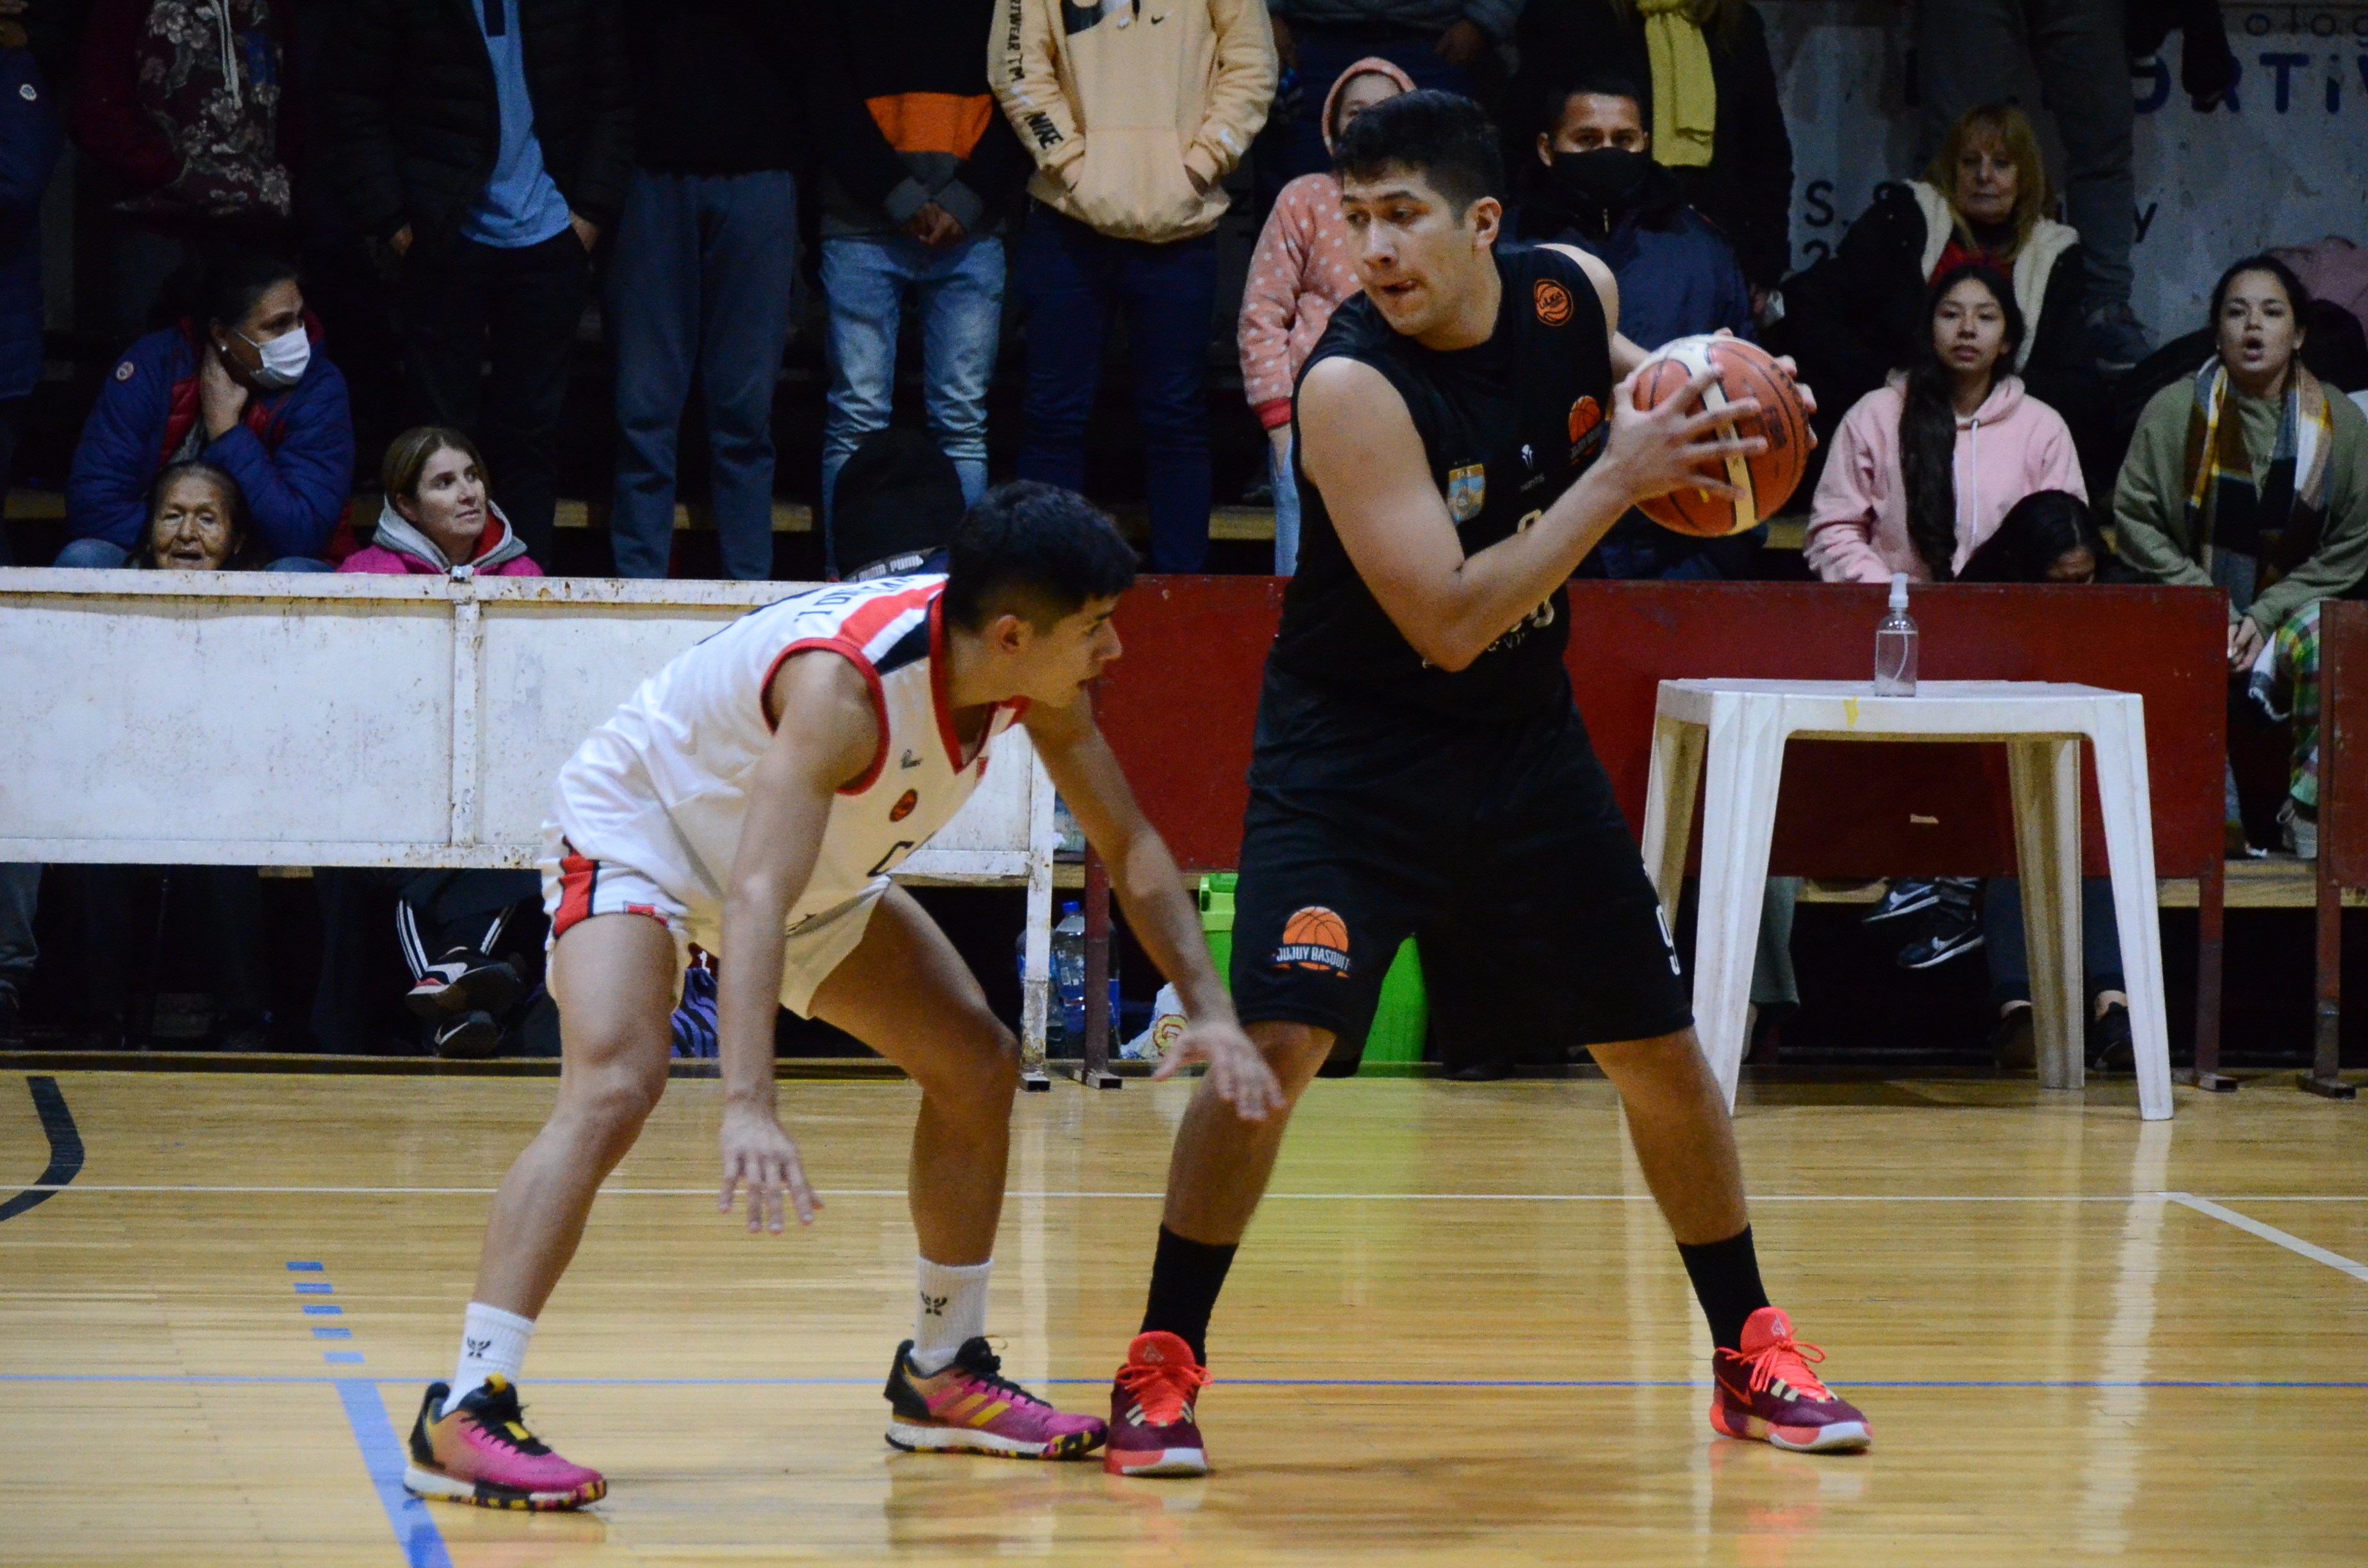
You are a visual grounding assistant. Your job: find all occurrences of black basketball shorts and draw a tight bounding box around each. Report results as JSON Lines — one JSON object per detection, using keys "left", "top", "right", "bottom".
{"left": 1229, "top": 667, "right": 1693, "bottom": 1064}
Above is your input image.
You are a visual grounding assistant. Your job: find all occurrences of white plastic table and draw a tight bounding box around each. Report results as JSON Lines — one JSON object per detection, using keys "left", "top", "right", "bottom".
{"left": 1640, "top": 680, "right": 2172, "bottom": 1120}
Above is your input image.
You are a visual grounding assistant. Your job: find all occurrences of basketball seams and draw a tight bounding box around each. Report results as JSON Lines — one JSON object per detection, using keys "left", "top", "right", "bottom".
{"left": 1628, "top": 335, "right": 1809, "bottom": 537}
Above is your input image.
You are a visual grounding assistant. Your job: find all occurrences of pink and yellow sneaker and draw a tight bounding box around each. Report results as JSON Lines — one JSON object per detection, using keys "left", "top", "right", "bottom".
{"left": 1104, "top": 1330, "right": 1212, "bottom": 1478}
{"left": 884, "top": 1337, "right": 1106, "bottom": 1460}
{"left": 404, "top": 1376, "right": 607, "bottom": 1510}
{"left": 1709, "top": 1307, "right": 1872, "bottom": 1453}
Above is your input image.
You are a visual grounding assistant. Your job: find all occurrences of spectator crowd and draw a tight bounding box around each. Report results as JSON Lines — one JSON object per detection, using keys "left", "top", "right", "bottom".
{"left": 3, "top": 0, "right": 2367, "bottom": 1061}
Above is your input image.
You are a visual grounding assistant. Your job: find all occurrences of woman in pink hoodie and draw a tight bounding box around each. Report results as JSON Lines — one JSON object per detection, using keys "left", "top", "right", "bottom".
{"left": 1805, "top": 263, "right": 2084, "bottom": 584}
{"left": 1237, "top": 56, "right": 1415, "bottom": 573}
{"left": 339, "top": 426, "right": 541, "bottom": 578}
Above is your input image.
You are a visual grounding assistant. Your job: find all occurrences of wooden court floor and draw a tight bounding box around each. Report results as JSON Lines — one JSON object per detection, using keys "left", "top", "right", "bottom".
{"left": 3, "top": 1068, "right": 2365, "bottom": 1567}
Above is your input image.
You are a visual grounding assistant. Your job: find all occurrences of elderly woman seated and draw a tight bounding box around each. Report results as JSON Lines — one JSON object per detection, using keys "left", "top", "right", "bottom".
{"left": 67, "top": 462, "right": 275, "bottom": 1050}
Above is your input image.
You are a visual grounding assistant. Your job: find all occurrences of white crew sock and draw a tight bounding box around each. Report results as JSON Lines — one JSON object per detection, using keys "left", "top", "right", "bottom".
{"left": 908, "top": 1258, "right": 993, "bottom": 1376}
{"left": 444, "top": 1302, "right": 537, "bottom": 1414}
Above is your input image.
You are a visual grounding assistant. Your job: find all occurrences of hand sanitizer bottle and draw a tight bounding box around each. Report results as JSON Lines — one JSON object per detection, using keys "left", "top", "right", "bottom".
{"left": 1873, "top": 572, "right": 1918, "bottom": 696}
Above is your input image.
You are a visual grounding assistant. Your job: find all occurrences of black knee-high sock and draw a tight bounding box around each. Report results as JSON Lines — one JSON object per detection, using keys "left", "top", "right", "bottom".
{"left": 1140, "top": 1226, "right": 1238, "bottom": 1365}
{"left": 1676, "top": 1226, "right": 1771, "bottom": 1352}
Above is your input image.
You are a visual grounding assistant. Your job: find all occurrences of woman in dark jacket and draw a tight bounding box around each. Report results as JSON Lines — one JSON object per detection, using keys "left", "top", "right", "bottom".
{"left": 1773, "top": 102, "right": 2099, "bottom": 476}
{"left": 1515, "top": 0, "right": 1793, "bottom": 300}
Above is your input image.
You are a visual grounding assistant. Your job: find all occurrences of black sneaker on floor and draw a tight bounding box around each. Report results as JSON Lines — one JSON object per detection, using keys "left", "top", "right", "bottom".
{"left": 1861, "top": 881, "right": 1938, "bottom": 924}
{"left": 407, "top": 947, "right": 523, "bottom": 1024}
{"left": 2088, "top": 1003, "right": 2135, "bottom": 1074}
{"left": 433, "top": 1010, "right": 502, "bottom": 1059}
{"left": 1896, "top": 903, "right": 1984, "bottom": 969}
{"left": 1991, "top": 1005, "right": 2035, "bottom": 1070}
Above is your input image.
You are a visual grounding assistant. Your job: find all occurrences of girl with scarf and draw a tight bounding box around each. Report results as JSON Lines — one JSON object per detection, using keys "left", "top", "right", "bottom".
{"left": 2116, "top": 256, "right": 2368, "bottom": 853}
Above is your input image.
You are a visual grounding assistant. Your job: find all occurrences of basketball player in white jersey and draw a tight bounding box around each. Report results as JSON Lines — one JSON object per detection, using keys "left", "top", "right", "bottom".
{"left": 404, "top": 484, "right": 1282, "bottom": 1510}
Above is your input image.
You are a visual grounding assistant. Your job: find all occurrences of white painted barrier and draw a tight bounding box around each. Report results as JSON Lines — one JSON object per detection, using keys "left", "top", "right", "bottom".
{"left": 0, "top": 568, "right": 1061, "bottom": 1068}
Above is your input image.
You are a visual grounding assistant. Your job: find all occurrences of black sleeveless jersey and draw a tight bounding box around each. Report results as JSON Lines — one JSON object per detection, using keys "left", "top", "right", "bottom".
{"left": 1267, "top": 245, "right": 1615, "bottom": 723}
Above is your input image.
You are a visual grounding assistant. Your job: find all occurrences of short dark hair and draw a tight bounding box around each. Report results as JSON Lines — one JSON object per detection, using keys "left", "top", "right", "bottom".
{"left": 1538, "top": 71, "right": 1646, "bottom": 136}
{"left": 1333, "top": 89, "right": 1503, "bottom": 213}
{"left": 201, "top": 247, "right": 302, "bottom": 334}
{"left": 2209, "top": 254, "right": 2312, "bottom": 333}
{"left": 943, "top": 482, "right": 1137, "bottom": 630}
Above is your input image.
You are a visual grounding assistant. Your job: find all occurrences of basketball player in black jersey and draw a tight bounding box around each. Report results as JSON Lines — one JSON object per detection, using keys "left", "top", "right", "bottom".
{"left": 1099, "top": 93, "right": 1870, "bottom": 1478}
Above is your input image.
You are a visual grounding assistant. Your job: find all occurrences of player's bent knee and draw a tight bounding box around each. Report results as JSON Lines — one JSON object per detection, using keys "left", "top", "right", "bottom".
{"left": 561, "top": 1066, "right": 668, "bottom": 1154}
{"left": 911, "top": 1010, "right": 1020, "bottom": 1110}
{"left": 1249, "top": 1022, "right": 1336, "bottom": 1092}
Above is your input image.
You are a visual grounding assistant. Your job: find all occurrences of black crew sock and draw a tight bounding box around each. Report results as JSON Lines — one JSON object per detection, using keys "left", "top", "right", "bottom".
{"left": 1139, "top": 1225, "right": 1238, "bottom": 1365}
{"left": 1676, "top": 1225, "right": 1772, "bottom": 1352}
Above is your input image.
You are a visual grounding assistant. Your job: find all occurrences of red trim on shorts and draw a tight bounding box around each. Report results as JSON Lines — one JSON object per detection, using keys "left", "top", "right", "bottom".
{"left": 554, "top": 850, "right": 598, "bottom": 942}
{"left": 762, "top": 637, "right": 891, "bottom": 795}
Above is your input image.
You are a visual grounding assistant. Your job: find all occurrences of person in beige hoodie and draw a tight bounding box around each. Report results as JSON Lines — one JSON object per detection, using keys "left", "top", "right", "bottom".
{"left": 991, "top": 0, "right": 1276, "bottom": 569}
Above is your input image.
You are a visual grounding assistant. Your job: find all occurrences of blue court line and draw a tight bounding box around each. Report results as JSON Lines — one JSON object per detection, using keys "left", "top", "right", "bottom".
{"left": 4, "top": 1373, "right": 2363, "bottom": 1391}
{"left": 303, "top": 1304, "right": 343, "bottom": 1316}
{"left": 286, "top": 1261, "right": 324, "bottom": 1271}
{"left": 334, "top": 1379, "right": 452, "bottom": 1568}
{"left": 295, "top": 1283, "right": 333, "bottom": 1295}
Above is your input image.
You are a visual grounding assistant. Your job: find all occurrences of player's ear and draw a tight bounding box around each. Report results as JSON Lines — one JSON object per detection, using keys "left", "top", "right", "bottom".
{"left": 1468, "top": 195, "right": 1502, "bottom": 252}
{"left": 1534, "top": 131, "right": 1552, "bottom": 168}
{"left": 988, "top": 610, "right": 1033, "bottom": 657}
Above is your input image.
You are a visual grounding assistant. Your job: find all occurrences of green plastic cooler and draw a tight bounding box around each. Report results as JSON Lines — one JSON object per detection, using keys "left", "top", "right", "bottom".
{"left": 1196, "top": 874, "right": 1427, "bottom": 1071}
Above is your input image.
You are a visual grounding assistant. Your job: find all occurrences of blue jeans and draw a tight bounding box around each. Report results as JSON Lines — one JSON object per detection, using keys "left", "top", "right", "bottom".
{"left": 607, "top": 170, "right": 800, "bottom": 581}
{"left": 1982, "top": 875, "right": 2125, "bottom": 1012}
{"left": 1270, "top": 432, "right": 1301, "bottom": 576}
{"left": 54, "top": 538, "right": 331, "bottom": 571}
{"left": 819, "top": 232, "right": 1005, "bottom": 566}
{"left": 1014, "top": 207, "right": 1217, "bottom": 573}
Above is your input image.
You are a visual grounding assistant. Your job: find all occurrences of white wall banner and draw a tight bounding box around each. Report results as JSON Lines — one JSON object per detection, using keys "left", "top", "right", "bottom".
{"left": 1764, "top": 1, "right": 2368, "bottom": 336}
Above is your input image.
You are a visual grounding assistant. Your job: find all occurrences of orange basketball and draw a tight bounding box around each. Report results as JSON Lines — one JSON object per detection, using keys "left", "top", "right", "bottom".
{"left": 1627, "top": 335, "right": 1811, "bottom": 537}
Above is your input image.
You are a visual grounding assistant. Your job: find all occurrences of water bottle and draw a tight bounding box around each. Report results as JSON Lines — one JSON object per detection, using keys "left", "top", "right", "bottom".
{"left": 1873, "top": 572, "right": 1918, "bottom": 696}
{"left": 1051, "top": 902, "right": 1088, "bottom": 1047}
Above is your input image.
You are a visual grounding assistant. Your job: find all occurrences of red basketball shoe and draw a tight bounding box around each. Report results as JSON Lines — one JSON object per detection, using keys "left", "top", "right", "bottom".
{"left": 1709, "top": 1308, "right": 1871, "bottom": 1453}
{"left": 404, "top": 1376, "right": 606, "bottom": 1510}
{"left": 1105, "top": 1331, "right": 1212, "bottom": 1478}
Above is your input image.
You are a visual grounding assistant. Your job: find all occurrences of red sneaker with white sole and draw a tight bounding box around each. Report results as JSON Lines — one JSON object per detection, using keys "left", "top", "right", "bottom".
{"left": 1709, "top": 1307, "right": 1871, "bottom": 1453}
{"left": 1105, "top": 1331, "right": 1212, "bottom": 1478}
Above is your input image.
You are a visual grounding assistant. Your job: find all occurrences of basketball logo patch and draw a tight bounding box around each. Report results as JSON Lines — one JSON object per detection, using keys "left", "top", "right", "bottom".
{"left": 1274, "top": 906, "right": 1352, "bottom": 974}
{"left": 889, "top": 789, "right": 918, "bottom": 822}
{"left": 1533, "top": 279, "right": 1574, "bottom": 326}
{"left": 1566, "top": 395, "right": 1606, "bottom": 464}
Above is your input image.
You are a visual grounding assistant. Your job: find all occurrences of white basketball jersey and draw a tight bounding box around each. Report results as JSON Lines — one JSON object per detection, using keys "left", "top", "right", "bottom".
{"left": 548, "top": 576, "right": 1025, "bottom": 945}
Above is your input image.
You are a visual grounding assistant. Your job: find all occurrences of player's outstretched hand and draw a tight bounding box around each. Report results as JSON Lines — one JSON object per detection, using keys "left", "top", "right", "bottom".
{"left": 1155, "top": 1018, "right": 1287, "bottom": 1122}
{"left": 1604, "top": 363, "right": 1768, "bottom": 503}
{"left": 718, "top": 1103, "right": 823, "bottom": 1235}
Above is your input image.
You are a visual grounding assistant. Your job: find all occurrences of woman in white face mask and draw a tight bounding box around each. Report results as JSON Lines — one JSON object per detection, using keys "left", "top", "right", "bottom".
{"left": 60, "top": 245, "right": 355, "bottom": 571}
{"left": 201, "top": 259, "right": 313, "bottom": 444}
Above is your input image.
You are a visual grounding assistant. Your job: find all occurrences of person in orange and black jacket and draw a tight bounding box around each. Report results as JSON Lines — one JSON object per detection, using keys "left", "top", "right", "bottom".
{"left": 807, "top": 0, "right": 1030, "bottom": 574}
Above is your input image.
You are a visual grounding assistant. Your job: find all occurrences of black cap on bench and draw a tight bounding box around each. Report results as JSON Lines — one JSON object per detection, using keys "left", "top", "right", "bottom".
{"left": 833, "top": 429, "right": 966, "bottom": 582}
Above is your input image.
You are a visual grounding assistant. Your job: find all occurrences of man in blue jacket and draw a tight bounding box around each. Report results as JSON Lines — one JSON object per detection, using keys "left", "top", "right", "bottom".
{"left": 1513, "top": 70, "right": 1758, "bottom": 583}
{"left": 60, "top": 249, "right": 354, "bottom": 568}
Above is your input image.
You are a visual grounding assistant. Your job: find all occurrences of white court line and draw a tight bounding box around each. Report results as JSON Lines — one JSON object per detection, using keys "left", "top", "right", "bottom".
{"left": 2167, "top": 1192, "right": 2368, "bottom": 1284}
{"left": 15, "top": 1184, "right": 2368, "bottom": 1203}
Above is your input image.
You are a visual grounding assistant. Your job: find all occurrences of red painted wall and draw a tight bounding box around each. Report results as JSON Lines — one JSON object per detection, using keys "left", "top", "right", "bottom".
{"left": 1094, "top": 578, "right": 2227, "bottom": 880}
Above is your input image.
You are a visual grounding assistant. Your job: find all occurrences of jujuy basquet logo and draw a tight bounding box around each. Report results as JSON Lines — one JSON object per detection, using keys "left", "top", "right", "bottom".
{"left": 1274, "top": 907, "right": 1351, "bottom": 975}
